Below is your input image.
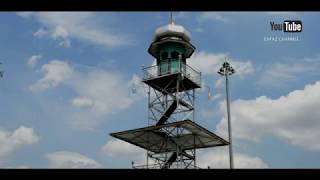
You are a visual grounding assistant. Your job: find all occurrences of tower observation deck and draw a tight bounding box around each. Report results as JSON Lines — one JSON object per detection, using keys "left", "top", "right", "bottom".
{"left": 110, "top": 20, "right": 228, "bottom": 169}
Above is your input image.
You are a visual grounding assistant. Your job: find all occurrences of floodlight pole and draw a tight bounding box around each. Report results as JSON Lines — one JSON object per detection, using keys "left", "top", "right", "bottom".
{"left": 225, "top": 67, "right": 233, "bottom": 169}
{"left": 218, "top": 61, "right": 235, "bottom": 169}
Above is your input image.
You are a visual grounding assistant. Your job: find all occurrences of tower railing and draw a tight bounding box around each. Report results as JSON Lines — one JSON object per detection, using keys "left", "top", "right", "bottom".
{"left": 132, "top": 162, "right": 201, "bottom": 169}
{"left": 142, "top": 61, "right": 201, "bottom": 87}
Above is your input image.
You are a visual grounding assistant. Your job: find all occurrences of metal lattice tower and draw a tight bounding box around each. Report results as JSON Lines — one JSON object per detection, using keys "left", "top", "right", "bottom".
{"left": 110, "top": 18, "right": 229, "bottom": 169}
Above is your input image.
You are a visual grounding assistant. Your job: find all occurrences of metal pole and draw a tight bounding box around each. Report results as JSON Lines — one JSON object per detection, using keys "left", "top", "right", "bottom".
{"left": 147, "top": 86, "right": 150, "bottom": 169}
{"left": 225, "top": 71, "right": 234, "bottom": 169}
{"left": 176, "top": 74, "right": 180, "bottom": 113}
{"left": 193, "top": 89, "right": 196, "bottom": 168}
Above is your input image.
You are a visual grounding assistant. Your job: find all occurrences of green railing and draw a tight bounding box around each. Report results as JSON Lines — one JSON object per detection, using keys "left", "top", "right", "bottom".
{"left": 142, "top": 61, "right": 201, "bottom": 87}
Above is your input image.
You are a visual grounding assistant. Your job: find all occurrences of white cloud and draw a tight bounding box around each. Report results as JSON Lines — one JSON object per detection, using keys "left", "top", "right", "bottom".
{"left": 29, "top": 60, "right": 73, "bottom": 93}
{"left": 5, "top": 165, "right": 30, "bottom": 169}
{"left": 16, "top": 12, "right": 34, "bottom": 18}
{"left": 265, "top": 12, "right": 296, "bottom": 14}
{"left": 200, "top": 109, "right": 216, "bottom": 119}
{"left": 15, "top": 165, "right": 30, "bottom": 169}
{"left": 197, "top": 148, "right": 268, "bottom": 169}
{"left": 174, "top": 12, "right": 189, "bottom": 20}
{"left": 101, "top": 139, "right": 145, "bottom": 163}
{"left": 33, "top": 27, "right": 48, "bottom": 37}
{"left": 209, "top": 93, "right": 222, "bottom": 101}
{"left": 128, "top": 74, "right": 147, "bottom": 97}
{"left": 215, "top": 78, "right": 224, "bottom": 89}
{"left": 58, "top": 39, "right": 71, "bottom": 48}
{"left": 264, "top": 12, "right": 301, "bottom": 17}
{"left": 70, "top": 70, "right": 133, "bottom": 115}
{"left": 46, "top": 151, "right": 102, "bottom": 168}
{"left": 71, "top": 97, "right": 94, "bottom": 108}
{"left": 195, "top": 27, "right": 204, "bottom": 33}
{"left": 51, "top": 25, "right": 69, "bottom": 39}
{"left": 0, "top": 126, "right": 39, "bottom": 157}
{"left": 257, "top": 56, "right": 320, "bottom": 88}
{"left": 197, "top": 12, "right": 229, "bottom": 23}
{"left": 189, "top": 51, "right": 254, "bottom": 78}
{"left": 29, "top": 60, "right": 144, "bottom": 130}
{"left": 216, "top": 81, "right": 320, "bottom": 151}
{"left": 33, "top": 27, "right": 71, "bottom": 48}
{"left": 27, "top": 54, "right": 42, "bottom": 68}
{"left": 68, "top": 71, "right": 144, "bottom": 130}
{"left": 18, "top": 12, "right": 132, "bottom": 48}
{"left": 257, "top": 63, "right": 305, "bottom": 88}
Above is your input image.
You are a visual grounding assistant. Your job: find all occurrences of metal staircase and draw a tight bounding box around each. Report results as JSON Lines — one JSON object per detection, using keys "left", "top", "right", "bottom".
{"left": 156, "top": 98, "right": 193, "bottom": 126}
{"left": 162, "top": 152, "right": 177, "bottom": 169}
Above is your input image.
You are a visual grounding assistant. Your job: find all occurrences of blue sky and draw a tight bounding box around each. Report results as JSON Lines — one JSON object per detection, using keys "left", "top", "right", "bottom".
{"left": 0, "top": 12, "right": 320, "bottom": 168}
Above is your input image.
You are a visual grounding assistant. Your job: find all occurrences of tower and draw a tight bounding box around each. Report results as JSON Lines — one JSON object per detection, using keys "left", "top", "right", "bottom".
{"left": 110, "top": 18, "right": 229, "bottom": 169}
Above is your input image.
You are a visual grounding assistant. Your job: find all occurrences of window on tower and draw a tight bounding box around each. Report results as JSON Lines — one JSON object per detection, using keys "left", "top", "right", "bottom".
{"left": 170, "top": 51, "right": 179, "bottom": 73}
{"left": 161, "top": 51, "right": 168, "bottom": 60}
{"left": 171, "top": 51, "right": 179, "bottom": 60}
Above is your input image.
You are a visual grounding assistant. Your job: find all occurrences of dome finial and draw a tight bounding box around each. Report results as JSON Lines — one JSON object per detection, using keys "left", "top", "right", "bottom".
{"left": 170, "top": 12, "right": 175, "bottom": 25}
